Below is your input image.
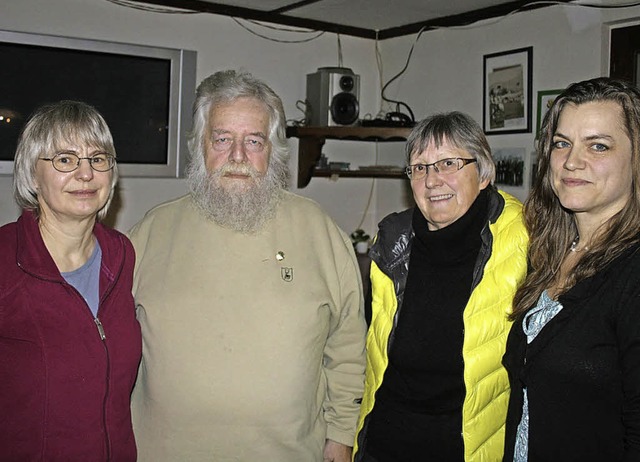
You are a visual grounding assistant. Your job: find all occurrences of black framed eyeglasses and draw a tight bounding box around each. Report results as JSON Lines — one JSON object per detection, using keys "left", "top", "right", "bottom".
{"left": 39, "top": 151, "right": 116, "bottom": 173}
{"left": 405, "top": 157, "right": 477, "bottom": 180}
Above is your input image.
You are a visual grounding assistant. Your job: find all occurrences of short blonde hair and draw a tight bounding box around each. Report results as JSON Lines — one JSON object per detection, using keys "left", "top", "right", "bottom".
{"left": 13, "top": 100, "right": 118, "bottom": 221}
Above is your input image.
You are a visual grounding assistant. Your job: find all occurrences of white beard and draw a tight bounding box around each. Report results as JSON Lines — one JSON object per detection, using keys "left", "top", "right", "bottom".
{"left": 187, "top": 158, "right": 288, "bottom": 234}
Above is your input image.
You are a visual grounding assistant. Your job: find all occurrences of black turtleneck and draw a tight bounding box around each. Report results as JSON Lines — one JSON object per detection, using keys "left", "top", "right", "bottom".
{"left": 366, "top": 188, "right": 489, "bottom": 461}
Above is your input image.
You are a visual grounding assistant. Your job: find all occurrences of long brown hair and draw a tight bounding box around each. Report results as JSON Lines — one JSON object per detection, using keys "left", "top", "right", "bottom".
{"left": 511, "top": 77, "right": 640, "bottom": 319}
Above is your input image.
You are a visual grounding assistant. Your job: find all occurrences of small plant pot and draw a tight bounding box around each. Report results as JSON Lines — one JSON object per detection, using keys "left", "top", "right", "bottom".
{"left": 355, "top": 241, "right": 369, "bottom": 255}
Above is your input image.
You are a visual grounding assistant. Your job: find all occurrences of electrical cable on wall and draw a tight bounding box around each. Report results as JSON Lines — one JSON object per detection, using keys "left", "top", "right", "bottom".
{"left": 377, "top": 26, "right": 427, "bottom": 125}
{"left": 368, "top": 0, "right": 640, "bottom": 126}
{"left": 356, "top": 136, "right": 383, "bottom": 232}
{"left": 287, "top": 100, "right": 310, "bottom": 127}
{"left": 232, "top": 19, "right": 326, "bottom": 43}
{"left": 356, "top": 177, "right": 376, "bottom": 231}
{"left": 369, "top": 30, "right": 392, "bottom": 121}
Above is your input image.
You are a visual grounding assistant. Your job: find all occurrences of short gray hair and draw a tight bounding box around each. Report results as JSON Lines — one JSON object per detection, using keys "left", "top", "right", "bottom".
{"left": 187, "top": 70, "right": 290, "bottom": 181}
{"left": 13, "top": 100, "right": 118, "bottom": 221}
{"left": 405, "top": 111, "right": 495, "bottom": 184}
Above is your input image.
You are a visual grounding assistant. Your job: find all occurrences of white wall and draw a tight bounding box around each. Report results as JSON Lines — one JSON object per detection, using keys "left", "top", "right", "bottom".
{"left": 2, "top": 0, "right": 640, "bottom": 235}
{"left": 374, "top": 2, "right": 640, "bottom": 207}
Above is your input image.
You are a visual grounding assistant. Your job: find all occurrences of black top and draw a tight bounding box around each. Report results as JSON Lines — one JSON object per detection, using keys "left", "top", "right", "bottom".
{"left": 366, "top": 189, "right": 488, "bottom": 460}
{"left": 503, "top": 243, "right": 640, "bottom": 462}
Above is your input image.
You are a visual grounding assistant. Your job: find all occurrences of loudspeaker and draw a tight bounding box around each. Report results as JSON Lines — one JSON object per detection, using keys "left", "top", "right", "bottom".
{"left": 306, "top": 67, "right": 360, "bottom": 126}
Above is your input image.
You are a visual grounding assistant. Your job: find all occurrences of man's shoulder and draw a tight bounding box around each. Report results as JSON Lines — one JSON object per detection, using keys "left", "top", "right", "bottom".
{"left": 127, "top": 194, "right": 196, "bottom": 244}
{"left": 278, "top": 191, "right": 350, "bottom": 241}
{"left": 141, "top": 194, "right": 192, "bottom": 219}
{"left": 129, "top": 195, "right": 192, "bottom": 229}
{"left": 279, "top": 191, "right": 334, "bottom": 219}
{"left": 280, "top": 190, "right": 321, "bottom": 208}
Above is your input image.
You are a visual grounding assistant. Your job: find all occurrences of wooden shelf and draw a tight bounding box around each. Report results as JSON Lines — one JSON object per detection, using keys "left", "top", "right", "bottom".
{"left": 313, "top": 169, "right": 405, "bottom": 179}
{"left": 286, "top": 126, "right": 412, "bottom": 188}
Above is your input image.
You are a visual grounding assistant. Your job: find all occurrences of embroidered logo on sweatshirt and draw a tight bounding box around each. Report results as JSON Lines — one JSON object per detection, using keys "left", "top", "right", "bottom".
{"left": 281, "top": 267, "right": 293, "bottom": 282}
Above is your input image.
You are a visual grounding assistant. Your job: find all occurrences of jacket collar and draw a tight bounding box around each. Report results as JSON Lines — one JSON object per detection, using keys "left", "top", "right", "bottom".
{"left": 371, "top": 186, "right": 504, "bottom": 276}
{"left": 16, "top": 210, "right": 63, "bottom": 281}
{"left": 16, "top": 210, "right": 125, "bottom": 287}
{"left": 369, "top": 207, "right": 413, "bottom": 278}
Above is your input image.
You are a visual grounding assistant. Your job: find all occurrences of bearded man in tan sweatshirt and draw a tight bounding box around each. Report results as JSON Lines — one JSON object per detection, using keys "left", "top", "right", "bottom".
{"left": 129, "top": 69, "right": 366, "bottom": 462}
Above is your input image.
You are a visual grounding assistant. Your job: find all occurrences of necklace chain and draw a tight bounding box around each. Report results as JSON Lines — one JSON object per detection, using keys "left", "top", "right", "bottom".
{"left": 570, "top": 235, "right": 589, "bottom": 253}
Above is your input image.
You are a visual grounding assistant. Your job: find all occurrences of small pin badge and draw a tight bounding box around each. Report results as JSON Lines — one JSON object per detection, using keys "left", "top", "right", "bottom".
{"left": 276, "top": 251, "right": 285, "bottom": 261}
{"left": 281, "top": 267, "right": 293, "bottom": 282}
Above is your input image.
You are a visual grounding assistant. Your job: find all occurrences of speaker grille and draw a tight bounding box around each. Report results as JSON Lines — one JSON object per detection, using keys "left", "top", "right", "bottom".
{"left": 330, "top": 92, "right": 359, "bottom": 125}
{"left": 306, "top": 67, "right": 360, "bottom": 126}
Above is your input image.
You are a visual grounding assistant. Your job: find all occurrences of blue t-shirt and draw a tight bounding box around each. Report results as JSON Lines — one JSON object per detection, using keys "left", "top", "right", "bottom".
{"left": 61, "top": 242, "right": 102, "bottom": 317}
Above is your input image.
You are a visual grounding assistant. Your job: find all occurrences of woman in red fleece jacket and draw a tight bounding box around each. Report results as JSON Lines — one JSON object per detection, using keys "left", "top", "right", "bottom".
{"left": 0, "top": 101, "right": 141, "bottom": 461}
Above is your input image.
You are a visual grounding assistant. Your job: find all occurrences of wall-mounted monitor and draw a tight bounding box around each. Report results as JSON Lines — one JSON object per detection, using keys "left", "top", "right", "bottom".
{"left": 0, "top": 30, "right": 197, "bottom": 178}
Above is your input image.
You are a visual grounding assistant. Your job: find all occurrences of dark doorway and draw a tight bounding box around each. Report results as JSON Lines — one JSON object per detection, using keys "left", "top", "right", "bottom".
{"left": 610, "top": 23, "right": 640, "bottom": 86}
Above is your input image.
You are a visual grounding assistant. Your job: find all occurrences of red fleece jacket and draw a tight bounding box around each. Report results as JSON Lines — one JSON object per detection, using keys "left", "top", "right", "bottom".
{"left": 0, "top": 211, "right": 141, "bottom": 461}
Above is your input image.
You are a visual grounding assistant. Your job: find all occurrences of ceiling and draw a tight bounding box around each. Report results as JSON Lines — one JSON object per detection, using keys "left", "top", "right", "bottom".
{"left": 128, "top": 0, "right": 573, "bottom": 39}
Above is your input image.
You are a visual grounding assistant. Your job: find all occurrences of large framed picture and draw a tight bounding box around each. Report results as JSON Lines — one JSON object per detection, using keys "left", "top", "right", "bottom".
{"left": 483, "top": 47, "right": 533, "bottom": 134}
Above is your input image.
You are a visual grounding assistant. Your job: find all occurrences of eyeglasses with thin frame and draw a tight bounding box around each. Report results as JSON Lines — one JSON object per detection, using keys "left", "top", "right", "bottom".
{"left": 405, "top": 157, "right": 478, "bottom": 180}
{"left": 39, "top": 151, "right": 116, "bottom": 173}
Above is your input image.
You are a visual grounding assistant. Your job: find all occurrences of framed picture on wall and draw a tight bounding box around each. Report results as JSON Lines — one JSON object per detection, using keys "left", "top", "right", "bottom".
{"left": 483, "top": 47, "right": 533, "bottom": 135}
{"left": 494, "top": 147, "right": 526, "bottom": 187}
{"left": 493, "top": 147, "right": 531, "bottom": 202}
{"left": 535, "top": 89, "right": 563, "bottom": 138}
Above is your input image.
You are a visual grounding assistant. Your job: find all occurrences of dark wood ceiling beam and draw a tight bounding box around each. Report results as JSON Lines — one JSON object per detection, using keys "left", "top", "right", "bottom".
{"left": 127, "top": 0, "right": 377, "bottom": 38}
{"left": 271, "top": 0, "right": 323, "bottom": 14}
{"left": 377, "top": 0, "right": 574, "bottom": 39}
{"left": 125, "top": 0, "right": 570, "bottom": 40}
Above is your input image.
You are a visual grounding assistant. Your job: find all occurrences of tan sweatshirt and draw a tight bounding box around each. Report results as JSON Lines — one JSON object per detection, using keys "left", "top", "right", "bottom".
{"left": 129, "top": 192, "right": 366, "bottom": 461}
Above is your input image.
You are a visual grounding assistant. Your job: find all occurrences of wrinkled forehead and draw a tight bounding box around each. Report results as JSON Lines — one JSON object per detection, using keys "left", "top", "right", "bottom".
{"left": 210, "top": 97, "right": 271, "bottom": 122}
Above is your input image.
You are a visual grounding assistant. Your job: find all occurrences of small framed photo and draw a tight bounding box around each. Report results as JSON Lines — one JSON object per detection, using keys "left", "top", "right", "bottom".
{"left": 494, "top": 147, "right": 531, "bottom": 202}
{"left": 494, "top": 147, "right": 526, "bottom": 187}
{"left": 483, "top": 47, "right": 533, "bottom": 135}
{"left": 536, "top": 89, "right": 563, "bottom": 137}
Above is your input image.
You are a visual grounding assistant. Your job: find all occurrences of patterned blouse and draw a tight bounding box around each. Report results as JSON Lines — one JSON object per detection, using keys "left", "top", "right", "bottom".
{"left": 513, "top": 290, "right": 564, "bottom": 462}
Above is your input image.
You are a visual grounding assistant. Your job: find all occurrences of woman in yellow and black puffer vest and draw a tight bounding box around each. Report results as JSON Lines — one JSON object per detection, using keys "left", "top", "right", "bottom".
{"left": 353, "top": 112, "right": 528, "bottom": 462}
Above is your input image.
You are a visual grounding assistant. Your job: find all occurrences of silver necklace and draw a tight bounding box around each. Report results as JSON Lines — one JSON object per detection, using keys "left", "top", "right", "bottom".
{"left": 570, "top": 236, "right": 589, "bottom": 252}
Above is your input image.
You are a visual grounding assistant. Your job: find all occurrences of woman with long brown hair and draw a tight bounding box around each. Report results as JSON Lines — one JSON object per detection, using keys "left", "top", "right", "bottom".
{"left": 503, "top": 77, "right": 640, "bottom": 461}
